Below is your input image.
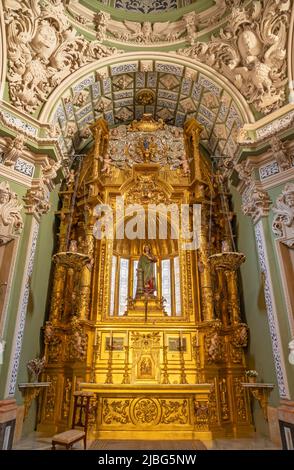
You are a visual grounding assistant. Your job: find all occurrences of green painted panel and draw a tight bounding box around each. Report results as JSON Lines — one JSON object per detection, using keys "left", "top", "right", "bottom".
{"left": 16, "top": 187, "right": 60, "bottom": 435}
{"left": 231, "top": 186, "right": 279, "bottom": 436}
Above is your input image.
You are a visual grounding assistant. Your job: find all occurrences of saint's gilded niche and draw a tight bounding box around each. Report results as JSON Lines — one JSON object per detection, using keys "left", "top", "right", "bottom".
{"left": 38, "top": 115, "right": 252, "bottom": 440}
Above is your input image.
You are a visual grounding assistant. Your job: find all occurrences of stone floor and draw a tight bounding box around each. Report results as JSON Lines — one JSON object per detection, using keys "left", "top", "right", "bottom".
{"left": 12, "top": 432, "right": 281, "bottom": 450}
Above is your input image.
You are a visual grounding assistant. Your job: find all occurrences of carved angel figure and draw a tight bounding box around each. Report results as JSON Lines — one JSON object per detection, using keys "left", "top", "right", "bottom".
{"left": 207, "top": 332, "right": 223, "bottom": 362}
{"left": 272, "top": 183, "right": 294, "bottom": 245}
{"left": 0, "top": 181, "right": 23, "bottom": 245}
{"left": 112, "top": 19, "right": 181, "bottom": 43}
{"left": 270, "top": 136, "right": 291, "bottom": 170}
{"left": 42, "top": 158, "right": 60, "bottom": 187}
{"left": 1, "top": 135, "right": 26, "bottom": 166}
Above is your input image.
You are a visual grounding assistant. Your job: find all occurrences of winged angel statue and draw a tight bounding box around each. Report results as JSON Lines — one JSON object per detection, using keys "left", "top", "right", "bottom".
{"left": 179, "top": 0, "right": 290, "bottom": 114}
{"left": 111, "top": 20, "right": 182, "bottom": 43}
{"left": 4, "top": 0, "right": 118, "bottom": 113}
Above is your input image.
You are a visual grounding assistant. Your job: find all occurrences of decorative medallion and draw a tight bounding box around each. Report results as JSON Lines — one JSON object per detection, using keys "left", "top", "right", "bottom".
{"left": 135, "top": 89, "right": 155, "bottom": 106}
{"left": 128, "top": 114, "right": 165, "bottom": 133}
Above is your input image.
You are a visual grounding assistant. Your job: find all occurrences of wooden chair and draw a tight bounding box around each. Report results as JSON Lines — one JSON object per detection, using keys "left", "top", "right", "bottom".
{"left": 51, "top": 391, "right": 93, "bottom": 450}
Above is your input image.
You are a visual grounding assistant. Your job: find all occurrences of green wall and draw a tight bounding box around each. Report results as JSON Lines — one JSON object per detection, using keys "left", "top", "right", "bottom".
{"left": 266, "top": 182, "right": 294, "bottom": 398}
{"left": 17, "top": 186, "right": 60, "bottom": 435}
{"left": 0, "top": 177, "right": 27, "bottom": 394}
{"left": 231, "top": 186, "right": 279, "bottom": 437}
{"left": 0, "top": 179, "right": 60, "bottom": 436}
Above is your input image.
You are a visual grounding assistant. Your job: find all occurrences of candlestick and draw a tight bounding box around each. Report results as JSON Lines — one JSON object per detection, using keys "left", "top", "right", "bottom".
{"left": 179, "top": 331, "right": 187, "bottom": 384}
{"left": 162, "top": 333, "right": 169, "bottom": 384}
{"left": 105, "top": 330, "right": 113, "bottom": 384}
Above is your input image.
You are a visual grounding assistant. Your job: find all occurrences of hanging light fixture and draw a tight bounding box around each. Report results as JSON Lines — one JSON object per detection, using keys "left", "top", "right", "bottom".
{"left": 52, "top": 153, "right": 91, "bottom": 271}
{"left": 208, "top": 156, "right": 246, "bottom": 271}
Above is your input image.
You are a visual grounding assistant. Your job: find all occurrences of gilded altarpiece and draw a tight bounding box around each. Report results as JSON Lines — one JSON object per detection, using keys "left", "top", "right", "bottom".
{"left": 38, "top": 116, "right": 252, "bottom": 439}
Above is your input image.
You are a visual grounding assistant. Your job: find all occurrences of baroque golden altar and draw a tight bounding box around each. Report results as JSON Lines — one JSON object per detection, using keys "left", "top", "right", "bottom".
{"left": 38, "top": 116, "right": 253, "bottom": 439}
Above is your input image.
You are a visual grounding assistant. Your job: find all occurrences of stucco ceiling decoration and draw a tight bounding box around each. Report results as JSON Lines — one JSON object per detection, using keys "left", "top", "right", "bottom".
{"left": 68, "top": 0, "right": 232, "bottom": 47}
{"left": 179, "top": 0, "right": 291, "bottom": 114}
{"left": 48, "top": 59, "right": 245, "bottom": 161}
{"left": 3, "top": 0, "right": 122, "bottom": 113}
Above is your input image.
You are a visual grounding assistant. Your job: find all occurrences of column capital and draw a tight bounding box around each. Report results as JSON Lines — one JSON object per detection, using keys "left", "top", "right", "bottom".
{"left": 23, "top": 180, "right": 50, "bottom": 219}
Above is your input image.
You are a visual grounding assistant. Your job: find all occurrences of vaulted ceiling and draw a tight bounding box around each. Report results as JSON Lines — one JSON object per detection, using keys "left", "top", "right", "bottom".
{"left": 1, "top": 0, "right": 292, "bottom": 170}
{"left": 49, "top": 59, "right": 247, "bottom": 160}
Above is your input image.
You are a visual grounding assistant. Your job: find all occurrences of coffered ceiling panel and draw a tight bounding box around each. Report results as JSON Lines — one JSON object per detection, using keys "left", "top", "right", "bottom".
{"left": 51, "top": 60, "right": 243, "bottom": 160}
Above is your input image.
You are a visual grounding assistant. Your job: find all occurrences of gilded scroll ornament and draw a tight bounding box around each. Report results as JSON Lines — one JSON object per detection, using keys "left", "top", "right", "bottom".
{"left": 133, "top": 398, "right": 158, "bottom": 424}
{"left": 160, "top": 399, "right": 188, "bottom": 424}
{"left": 102, "top": 399, "right": 130, "bottom": 424}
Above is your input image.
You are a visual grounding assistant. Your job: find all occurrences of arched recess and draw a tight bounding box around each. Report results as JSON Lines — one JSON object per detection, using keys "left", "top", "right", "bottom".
{"left": 39, "top": 52, "right": 255, "bottom": 159}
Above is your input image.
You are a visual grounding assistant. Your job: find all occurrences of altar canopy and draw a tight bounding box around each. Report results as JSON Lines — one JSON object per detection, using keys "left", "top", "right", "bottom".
{"left": 38, "top": 116, "right": 252, "bottom": 439}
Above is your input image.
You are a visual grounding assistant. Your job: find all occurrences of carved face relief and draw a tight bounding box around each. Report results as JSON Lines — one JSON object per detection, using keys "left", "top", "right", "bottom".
{"left": 237, "top": 30, "right": 262, "bottom": 62}
{"left": 285, "top": 191, "right": 294, "bottom": 208}
{"left": 142, "top": 22, "right": 152, "bottom": 36}
{"left": 0, "top": 189, "right": 10, "bottom": 205}
{"left": 31, "top": 21, "right": 58, "bottom": 60}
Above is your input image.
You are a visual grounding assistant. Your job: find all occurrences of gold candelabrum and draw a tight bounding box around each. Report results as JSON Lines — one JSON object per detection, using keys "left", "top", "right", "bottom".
{"left": 122, "top": 345, "right": 130, "bottom": 384}
{"left": 105, "top": 332, "right": 114, "bottom": 384}
{"left": 38, "top": 117, "right": 253, "bottom": 441}
{"left": 179, "top": 332, "right": 188, "bottom": 385}
{"left": 162, "top": 333, "right": 170, "bottom": 384}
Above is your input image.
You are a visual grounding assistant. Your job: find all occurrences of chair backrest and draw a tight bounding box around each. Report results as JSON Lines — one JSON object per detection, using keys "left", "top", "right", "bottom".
{"left": 71, "top": 391, "right": 93, "bottom": 436}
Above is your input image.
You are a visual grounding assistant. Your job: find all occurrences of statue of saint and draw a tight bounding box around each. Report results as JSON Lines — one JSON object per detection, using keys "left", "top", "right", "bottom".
{"left": 136, "top": 244, "right": 157, "bottom": 296}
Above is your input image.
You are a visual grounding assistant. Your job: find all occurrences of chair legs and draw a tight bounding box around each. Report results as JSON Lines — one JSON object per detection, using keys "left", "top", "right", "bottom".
{"left": 83, "top": 436, "right": 87, "bottom": 450}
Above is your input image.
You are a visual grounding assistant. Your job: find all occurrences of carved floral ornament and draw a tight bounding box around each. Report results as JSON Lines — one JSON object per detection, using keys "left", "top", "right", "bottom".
{"left": 179, "top": 0, "right": 290, "bottom": 114}
{"left": 272, "top": 183, "right": 294, "bottom": 248}
{"left": 4, "top": 0, "right": 121, "bottom": 113}
{"left": 0, "top": 181, "right": 23, "bottom": 245}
